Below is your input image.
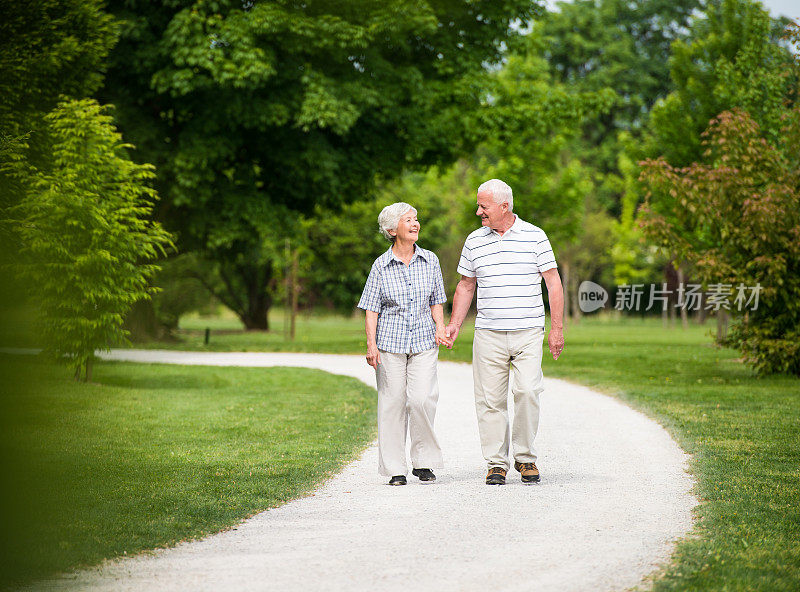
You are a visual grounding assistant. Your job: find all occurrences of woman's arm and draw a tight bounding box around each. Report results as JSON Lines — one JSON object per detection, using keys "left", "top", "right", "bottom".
{"left": 431, "top": 303, "right": 446, "bottom": 346}
{"left": 365, "top": 310, "right": 381, "bottom": 368}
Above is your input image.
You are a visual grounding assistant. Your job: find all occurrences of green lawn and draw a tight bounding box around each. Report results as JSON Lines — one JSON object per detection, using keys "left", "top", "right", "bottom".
{"left": 0, "top": 355, "right": 376, "bottom": 588}
{"left": 2, "top": 308, "right": 798, "bottom": 590}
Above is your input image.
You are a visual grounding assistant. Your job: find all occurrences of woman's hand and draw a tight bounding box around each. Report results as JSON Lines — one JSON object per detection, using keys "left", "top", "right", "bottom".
{"left": 365, "top": 311, "right": 380, "bottom": 367}
{"left": 435, "top": 325, "right": 448, "bottom": 347}
{"left": 366, "top": 342, "right": 381, "bottom": 368}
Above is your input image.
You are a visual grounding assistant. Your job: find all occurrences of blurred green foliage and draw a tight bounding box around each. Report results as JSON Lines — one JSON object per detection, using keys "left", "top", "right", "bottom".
{"left": 12, "top": 99, "right": 174, "bottom": 380}
{"left": 99, "top": 0, "right": 543, "bottom": 329}
{"left": 641, "top": 106, "right": 800, "bottom": 373}
{"left": 542, "top": 0, "right": 702, "bottom": 204}
{"left": 0, "top": 1, "right": 176, "bottom": 378}
{"left": 645, "top": 0, "right": 795, "bottom": 166}
{"left": 639, "top": 3, "right": 799, "bottom": 374}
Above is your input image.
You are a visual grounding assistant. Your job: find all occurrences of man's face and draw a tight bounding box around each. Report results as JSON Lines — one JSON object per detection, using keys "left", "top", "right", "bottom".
{"left": 476, "top": 191, "right": 507, "bottom": 229}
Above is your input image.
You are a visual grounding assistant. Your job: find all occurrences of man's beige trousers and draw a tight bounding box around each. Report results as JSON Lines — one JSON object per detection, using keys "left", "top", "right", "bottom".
{"left": 375, "top": 347, "right": 444, "bottom": 477}
{"left": 472, "top": 327, "right": 546, "bottom": 470}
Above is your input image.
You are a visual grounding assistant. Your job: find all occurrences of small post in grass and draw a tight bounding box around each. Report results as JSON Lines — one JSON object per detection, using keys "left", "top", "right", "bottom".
{"left": 290, "top": 248, "right": 299, "bottom": 341}
{"left": 204, "top": 327, "right": 210, "bottom": 345}
{"left": 284, "top": 238, "right": 291, "bottom": 340}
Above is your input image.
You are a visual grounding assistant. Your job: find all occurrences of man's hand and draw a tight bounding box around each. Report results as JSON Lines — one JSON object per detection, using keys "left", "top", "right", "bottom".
{"left": 366, "top": 343, "right": 381, "bottom": 368}
{"left": 548, "top": 327, "right": 564, "bottom": 360}
{"left": 444, "top": 323, "right": 460, "bottom": 349}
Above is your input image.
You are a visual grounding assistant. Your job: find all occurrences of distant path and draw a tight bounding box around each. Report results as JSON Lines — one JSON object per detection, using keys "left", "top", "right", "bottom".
{"left": 25, "top": 350, "right": 696, "bottom": 592}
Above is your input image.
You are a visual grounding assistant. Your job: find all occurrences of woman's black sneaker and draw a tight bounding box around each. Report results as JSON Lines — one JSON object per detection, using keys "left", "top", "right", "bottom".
{"left": 388, "top": 475, "right": 407, "bottom": 486}
{"left": 412, "top": 468, "right": 436, "bottom": 482}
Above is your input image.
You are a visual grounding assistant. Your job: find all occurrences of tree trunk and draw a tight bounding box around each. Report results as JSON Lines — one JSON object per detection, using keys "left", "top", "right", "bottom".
{"left": 562, "top": 261, "right": 570, "bottom": 329}
{"left": 242, "top": 266, "right": 272, "bottom": 330}
{"left": 194, "top": 253, "right": 275, "bottom": 331}
{"left": 716, "top": 309, "right": 729, "bottom": 342}
{"left": 676, "top": 266, "right": 688, "bottom": 329}
{"left": 284, "top": 239, "right": 291, "bottom": 339}
{"left": 124, "top": 299, "right": 172, "bottom": 342}
{"left": 697, "top": 292, "right": 707, "bottom": 324}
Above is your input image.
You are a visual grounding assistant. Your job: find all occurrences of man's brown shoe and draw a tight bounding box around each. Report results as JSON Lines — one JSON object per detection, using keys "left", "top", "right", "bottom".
{"left": 515, "top": 461, "right": 540, "bottom": 483}
{"left": 485, "top": 467, "right": 506, "bottom": 485}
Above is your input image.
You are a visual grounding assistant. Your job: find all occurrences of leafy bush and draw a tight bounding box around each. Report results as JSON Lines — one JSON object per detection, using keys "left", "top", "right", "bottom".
{"left": 640, "top": 107, "right": 800, "bottom": 374}
{"left": 13, "top": 99, "right": 174, "bottom": 379}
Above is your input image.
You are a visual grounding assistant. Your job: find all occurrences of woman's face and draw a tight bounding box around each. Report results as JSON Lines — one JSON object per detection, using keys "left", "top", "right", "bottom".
{"left": 391, "top": 209, "right": 419, "bottom": 243}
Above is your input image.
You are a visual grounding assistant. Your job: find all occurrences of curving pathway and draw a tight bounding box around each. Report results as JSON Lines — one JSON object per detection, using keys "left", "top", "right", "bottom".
{"left": 25, "top": 350, "right": 697, "bottom": 592}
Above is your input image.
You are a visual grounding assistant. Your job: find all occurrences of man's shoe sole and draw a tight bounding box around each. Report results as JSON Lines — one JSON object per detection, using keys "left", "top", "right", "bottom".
{"left": 486, "top": 477, "right": 506, "bottom": 485}
{"left": 521, "top": 475, "right": 540, "bottom": 484}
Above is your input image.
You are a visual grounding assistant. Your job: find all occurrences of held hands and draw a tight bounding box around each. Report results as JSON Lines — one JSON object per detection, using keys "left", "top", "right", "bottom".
{"left": 435, "top": 325, "right": 448, "bottom": 348}
{"left": 440, "top": 323, "right": 460, "bottom": 349}
{"left": 548, "top": 327, "right": 565, "bottom": 360}
{"left": 366, "top": 343, "right": 381, "bottom": 368}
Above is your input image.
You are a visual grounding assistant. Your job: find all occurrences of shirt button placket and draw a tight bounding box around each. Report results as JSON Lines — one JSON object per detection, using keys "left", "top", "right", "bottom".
{"left": 406, "top": 270, "right": 413, "bottom": 339}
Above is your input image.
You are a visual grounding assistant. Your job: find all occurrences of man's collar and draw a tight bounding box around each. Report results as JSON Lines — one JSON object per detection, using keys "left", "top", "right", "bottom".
{"left": 487, "top": 214, "right": 520, "bottom": 236}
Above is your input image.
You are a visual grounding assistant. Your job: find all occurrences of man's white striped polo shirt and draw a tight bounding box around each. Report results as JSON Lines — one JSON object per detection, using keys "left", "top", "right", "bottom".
{"left": 457, "top": 215, "right": 557, "bottom": 331}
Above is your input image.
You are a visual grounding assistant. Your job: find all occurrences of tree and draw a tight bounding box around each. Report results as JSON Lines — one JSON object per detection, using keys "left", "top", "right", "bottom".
{"left": 99, "top": 0, "right": 541, "bottom": 329}
{"left": 0, "top": 0, "right": 118, "bottom": 262}
{"left": 0, "top": 0, "right": 116, "bottom": 140}
{"left": 645, "top": 0, "right": 795, "bottom": 167}
{"left": 515, "top": 0, "right": 704, "bottom": 310}
{"left": 310, "top": 32, "right": 619, "bottom": 319}
{"left": 12, "top": 99, "right": 174, "bottom": 380}
{"left": 540, "top": 0, "right": 702, "bottom": 212}
{"left": 639, "top": 103, "right": 800, "bottom": 374}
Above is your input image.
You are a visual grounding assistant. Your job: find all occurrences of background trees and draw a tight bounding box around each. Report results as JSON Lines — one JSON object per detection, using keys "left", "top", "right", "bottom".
{"left": 3, "top": 0, "right": 798, "bottom": 375}
{"left": 13, "top": 100, "right": 174, "bottom": 380}
{"left": 1, "top": 0, "right": 174, "bottom": 379}
{"left": 99, "top": 0, "right": 541, "bottom": 329}
{"left": 641, "top": 107, "right": 800, "bottom": 373}
{"left": 640, "top": 17, "right": 800, "bottom": 374}
{"left": 645, "top": 0, "right": 795, "bottom": 167}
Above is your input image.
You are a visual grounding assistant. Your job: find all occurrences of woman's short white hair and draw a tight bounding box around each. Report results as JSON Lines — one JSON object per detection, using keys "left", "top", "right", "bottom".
{"left": 378, "top": 202, "right": 417, "bottom": 242}
{"left": 478, "top": 178, "right": 513, "bottom": 211}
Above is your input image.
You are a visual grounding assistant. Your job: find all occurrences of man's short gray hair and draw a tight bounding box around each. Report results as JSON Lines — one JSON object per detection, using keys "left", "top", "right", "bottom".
{"left": 378, "top": 202, "right": 417, "bottom": 242}
{"left": 477, "top": 178, "right": 513, "bottom": 211}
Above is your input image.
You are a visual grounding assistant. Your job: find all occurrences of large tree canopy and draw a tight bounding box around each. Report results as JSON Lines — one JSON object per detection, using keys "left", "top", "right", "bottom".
{"left": 543, "top": 0, "right": 702, "bottom": 135}
{"left": 0, "top": 0, "right": 117, "bottom": 213}
{"left": 100, "top": 0, "right": 542, "bottom": 328}
{"left": 645, "top": 0, "right": 795, "bottom": 167}
{"left": 0, "top": 0, "right": 116, "bottom": 138}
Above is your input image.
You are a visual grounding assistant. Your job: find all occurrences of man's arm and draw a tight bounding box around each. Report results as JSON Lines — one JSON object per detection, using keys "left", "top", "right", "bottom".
{"left": 445, "top": 275, "right": 477, "bottom": 348}
{"left": 541, "top": 268, "right": 564, "bottom": 360}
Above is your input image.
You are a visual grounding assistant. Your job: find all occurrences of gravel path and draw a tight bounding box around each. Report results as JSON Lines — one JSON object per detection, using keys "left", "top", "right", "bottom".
{"left": 25, "top": 350, "right": 697, "bottom": 592}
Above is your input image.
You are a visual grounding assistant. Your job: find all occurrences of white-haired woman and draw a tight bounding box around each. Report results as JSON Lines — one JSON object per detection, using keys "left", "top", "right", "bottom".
{"left": 357, "top": 202, "right": 447, "bottom": 485}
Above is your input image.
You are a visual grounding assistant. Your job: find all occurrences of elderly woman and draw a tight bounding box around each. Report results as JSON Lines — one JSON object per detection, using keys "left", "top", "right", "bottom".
{"left": 357, "top": 202, "right": 447, "bottom": 485}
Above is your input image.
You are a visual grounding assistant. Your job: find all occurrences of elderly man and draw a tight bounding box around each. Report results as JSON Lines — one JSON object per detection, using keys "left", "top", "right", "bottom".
{"left": 445, "top": 179, "right": 564, "bottom": 485}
